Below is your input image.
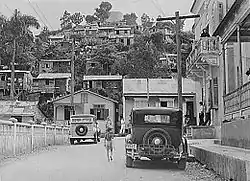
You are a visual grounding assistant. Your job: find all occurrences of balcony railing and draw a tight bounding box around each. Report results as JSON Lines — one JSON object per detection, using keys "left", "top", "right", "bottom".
{"left": 224, "top": 81, "right": 250, "bottom": 114}
{"left": 32, "top": 85, "right": 60, "bottom": 94}
{"left": 186, "top": 37, "right": 220, "bottom": 71}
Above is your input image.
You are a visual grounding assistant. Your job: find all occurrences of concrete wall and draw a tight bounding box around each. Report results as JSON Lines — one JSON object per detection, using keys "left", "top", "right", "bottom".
{"left": 0, "top": 120, "right": 69, "bottom": 157}
{"left": 222, "top": 118, "right": 250, "bottom": 149}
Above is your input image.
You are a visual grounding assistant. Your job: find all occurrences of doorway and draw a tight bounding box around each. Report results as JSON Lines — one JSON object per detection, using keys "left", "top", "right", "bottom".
{"left": 186, "top": 101, "right": 195, "bottom": 125}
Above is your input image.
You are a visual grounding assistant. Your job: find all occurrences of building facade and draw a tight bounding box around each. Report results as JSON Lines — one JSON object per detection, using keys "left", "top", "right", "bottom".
{"left": 0, "top": 70, "right": 33, "bottom": 99}
{"left": 212, "top": 0, "right": 250, "bottom": 149}
{"left": 186, "top": 0, "right": 223, "bottom": 138}
{"left": 53, "top": 90, "right": 119, "bottom": 133}
{"left": 123, "top": 78, "right": 202, "bottom": 130}
{"left": 32, "top": 73, "right": 71, "bottom": 98}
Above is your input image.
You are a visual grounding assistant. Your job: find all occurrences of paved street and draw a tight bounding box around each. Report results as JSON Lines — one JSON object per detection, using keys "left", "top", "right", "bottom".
{"left": 0, "top": 138, "right": 223, "bottom": 181}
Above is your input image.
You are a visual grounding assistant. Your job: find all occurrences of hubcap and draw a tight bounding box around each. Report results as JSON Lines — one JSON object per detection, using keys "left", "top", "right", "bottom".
{"left": 153, "top": 138, "right": 161, "bottom": 145}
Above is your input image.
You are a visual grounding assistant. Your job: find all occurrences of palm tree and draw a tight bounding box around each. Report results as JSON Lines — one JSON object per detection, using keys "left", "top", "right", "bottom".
{"left": 1, "top": 9, "right": 40, "bottom": 99}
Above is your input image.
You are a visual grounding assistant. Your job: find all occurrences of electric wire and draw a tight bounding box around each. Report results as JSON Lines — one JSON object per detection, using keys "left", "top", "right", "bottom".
{"left": 34, "top": 2, "right": 54, "bottom": 30}
{"left": 27, "top": 0, "right": 48, "bottom": 29}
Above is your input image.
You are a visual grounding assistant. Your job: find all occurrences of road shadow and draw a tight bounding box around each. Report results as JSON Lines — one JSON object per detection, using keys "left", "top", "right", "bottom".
{"left": 132, "top": 160, "right": 181, "bottom": 170}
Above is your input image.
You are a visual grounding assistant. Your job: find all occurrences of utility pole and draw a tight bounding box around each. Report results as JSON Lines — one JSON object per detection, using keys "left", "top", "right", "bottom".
{"left": 70, "top": 38, "right": 75, "bottom": 116}
{"left": 157, "top": 12, "right": 200, "bottom": 112}
{"left": 10, "top": 9, "right": 18, "bottom": 100}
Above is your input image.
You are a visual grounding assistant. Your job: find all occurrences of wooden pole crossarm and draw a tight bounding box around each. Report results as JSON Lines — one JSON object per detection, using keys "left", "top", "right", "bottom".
{"left": 156, "top": 14, "right": 200, "bottom": 21}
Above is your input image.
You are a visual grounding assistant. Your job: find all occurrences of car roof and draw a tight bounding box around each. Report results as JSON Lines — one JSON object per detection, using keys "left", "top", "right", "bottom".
{"left": 71, "top": 114, "right": 96, "bottom": 118}
{"left": 132, "top": 107, "right": 180, "bottom": 114}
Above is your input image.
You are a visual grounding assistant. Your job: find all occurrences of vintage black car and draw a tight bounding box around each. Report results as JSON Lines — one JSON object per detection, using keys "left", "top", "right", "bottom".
{"left": 125, "top": 107, "right": 188, "bottom": 169}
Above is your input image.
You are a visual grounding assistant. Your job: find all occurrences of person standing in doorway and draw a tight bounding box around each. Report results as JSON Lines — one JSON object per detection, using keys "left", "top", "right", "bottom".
{"left": 119, "top": 116, "right": 125, "bottom": 135}
{"left": 199, "top": 102, "right": 205, "bottom": 126}
{"left": 104, "top": 127, "right": 114, "bottom": 162}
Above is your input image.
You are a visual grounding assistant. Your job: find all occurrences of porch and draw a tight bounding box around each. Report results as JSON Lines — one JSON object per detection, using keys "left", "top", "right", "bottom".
{"left": 186, "top": 36, "right": 220, "bottom": 132}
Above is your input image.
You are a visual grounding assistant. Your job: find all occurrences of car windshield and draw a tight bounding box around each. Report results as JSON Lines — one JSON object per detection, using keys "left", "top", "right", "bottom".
{"left": 144, "top": 115, "right": 170, "bottom": 124}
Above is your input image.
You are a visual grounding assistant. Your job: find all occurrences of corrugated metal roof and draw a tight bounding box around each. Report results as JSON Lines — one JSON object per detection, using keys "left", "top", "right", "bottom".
{"left": 83, "top": 75, "right": 123, "bottom": 81}
{"left": 40, "top": 59, "right": 71, "bottom": 62}
{"left": 36, "top": 73, "right": 71, "bottom": 79}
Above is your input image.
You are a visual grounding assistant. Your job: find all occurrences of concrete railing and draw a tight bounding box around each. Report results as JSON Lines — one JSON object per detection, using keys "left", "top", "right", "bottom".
{"left": 0, "top": 120, "right": 70, "bottom": 156}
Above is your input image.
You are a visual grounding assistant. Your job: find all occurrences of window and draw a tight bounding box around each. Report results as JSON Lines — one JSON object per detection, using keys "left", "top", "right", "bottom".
{"left": 213, "top": 77, "right": 218, "bottom": 108}
{"left": 144, "top": 115, "right": 170, "bottom": 124}
{"left": 81, "top": 93, "right": 88, "bottom": 103}
{"left": 116, "top": 30, "right": 119, "bottom": 35}
{"left": 134, "top": 98, "right": 148, "bottom": 108}
{"left": 45, "top": 80, "right": 49, "bottom": 85}
{"left": 45, "top": 64, "right": 50, "bottom": 68}
{"left": 159, "top": 98, "right": 174, "bottom": 107}
{"left": 124, "top": 30, "right": 128, "bottom": 34}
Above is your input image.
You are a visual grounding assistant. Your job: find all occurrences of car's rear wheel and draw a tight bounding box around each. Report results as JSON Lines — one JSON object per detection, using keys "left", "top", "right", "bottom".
{"left": 177, "top": 158, "right": 187, "bottom": 170}
{"left": 125, "top": 155, "right": 133, "bottom": 168}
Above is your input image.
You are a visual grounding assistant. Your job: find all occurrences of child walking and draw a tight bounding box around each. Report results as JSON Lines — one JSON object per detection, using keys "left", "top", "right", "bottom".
{"left": 104, "top": 127, "right": 114, "bottom": 162}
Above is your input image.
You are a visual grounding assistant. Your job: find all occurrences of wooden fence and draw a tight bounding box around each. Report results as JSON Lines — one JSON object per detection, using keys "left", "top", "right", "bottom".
{"left": 0, "top": 120, "right": 70, "bottom": 156}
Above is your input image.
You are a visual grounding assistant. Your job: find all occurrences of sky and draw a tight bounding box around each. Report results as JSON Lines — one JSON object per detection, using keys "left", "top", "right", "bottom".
{"left": 0, "top": 0, "right": 195, "bottom": 34}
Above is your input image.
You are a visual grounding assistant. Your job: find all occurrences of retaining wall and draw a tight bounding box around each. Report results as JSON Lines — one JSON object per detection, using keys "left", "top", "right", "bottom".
{"left": 0, "top": 120, "right": 69, "bottom": 156}
{"left": 222, "top": 118, "right": 250, "bottom": 149}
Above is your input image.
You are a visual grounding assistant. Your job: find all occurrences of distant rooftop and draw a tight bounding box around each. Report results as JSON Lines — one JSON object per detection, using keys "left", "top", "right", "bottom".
{"left": 0, "top": 70, "right": 30, "bottom": 74}
{"left": 83, "top": 75, "right": 123, "bottom": 81}
{"left": 36, "top": 73, "right": 71, "bottom": 79}
{"left": 40, "top": 59, "right": 71, "bottom": 62}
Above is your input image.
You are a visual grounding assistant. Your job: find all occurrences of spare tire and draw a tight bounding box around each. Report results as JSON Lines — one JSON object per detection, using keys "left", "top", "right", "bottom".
{"left": 75, "top": 125, "right": 88, "bottom": 136}
{"left": 142, "top": 128, "right": 172, "bottom": 154}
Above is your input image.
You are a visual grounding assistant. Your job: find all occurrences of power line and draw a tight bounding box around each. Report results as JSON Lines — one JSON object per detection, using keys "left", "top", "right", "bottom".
{"left": 4, "top": 4, "right": 13, "bottom": 14}
{"left": 151, "top": 0, "right": 166, "bottom": 17}
{"left": 34, "top": 2, "right": 54, "bottom": 30}
{"left": 27, "top": 0, "right": 48, "bottom": 29}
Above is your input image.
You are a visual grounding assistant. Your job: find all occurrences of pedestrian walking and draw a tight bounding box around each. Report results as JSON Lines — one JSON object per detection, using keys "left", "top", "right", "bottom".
{"left": 119, "top": 116, "right": 125, "bottom": 135}
{"left": 105, "top": 116, "right": 112, "bottom": 130}
{"left": 104, "top": 127, "right": 114, "bottom": 162}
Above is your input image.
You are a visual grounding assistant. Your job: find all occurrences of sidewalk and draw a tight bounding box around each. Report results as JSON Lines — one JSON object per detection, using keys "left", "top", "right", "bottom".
{"left": 188, "top": 139, "right": 250, "bottom": 181}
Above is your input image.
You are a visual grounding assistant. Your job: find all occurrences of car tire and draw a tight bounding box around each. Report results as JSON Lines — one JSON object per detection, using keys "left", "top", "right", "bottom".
{"left": 177, "top": 159, "right": 187, "bottom": 170}
{"left": 125, "top": 155, "right": 133, "bottom": 168}
{"left": 70, "top": 138, "right": 75, "bottom": 145}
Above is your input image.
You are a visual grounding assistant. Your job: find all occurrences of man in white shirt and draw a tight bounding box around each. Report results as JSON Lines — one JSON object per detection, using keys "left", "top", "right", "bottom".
{"left": 119, "top": 116, "right": 125, "bottom": 134}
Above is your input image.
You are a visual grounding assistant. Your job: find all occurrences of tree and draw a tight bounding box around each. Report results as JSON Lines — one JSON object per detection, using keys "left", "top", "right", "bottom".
{"left": 141, "top": 13, "right": 153, "bottom": 30}
{"left": 70, "top": 12, "right": 84, "bottom": 26}
{"left": 94, "top": 1, "right": 112, "bottom": 23}
{"left": 60, "top": 10, "right": 72, "bottom": 29}
{"left": 0, "top": 10, "right": 40, "bottom": 99}
{"left": 123, "top": 13, "right": 138, "bottom": 26}
{"left": 85, "top": 15, "right": 98, "bottom": 24}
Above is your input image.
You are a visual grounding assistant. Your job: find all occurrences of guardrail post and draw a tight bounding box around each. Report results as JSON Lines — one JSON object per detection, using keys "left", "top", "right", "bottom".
{"left": 13, "top": 122, "right": 17, "bottom": 155}
{"left": 41, "top": 122, "right": 47, "bottom": 146}
{"left": 51, "top": 123, "right": 56, "bottom": 145}
{"left": 28, "top": 120, "right": 35, "bottom": 151}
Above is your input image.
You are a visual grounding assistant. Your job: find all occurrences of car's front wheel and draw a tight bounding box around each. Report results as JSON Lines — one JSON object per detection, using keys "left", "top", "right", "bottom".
{"left": 125, "top": 155, "right": 133, "bottom": 168}
{"left": 177, "top": 158, "right": 187, "bottom": 170}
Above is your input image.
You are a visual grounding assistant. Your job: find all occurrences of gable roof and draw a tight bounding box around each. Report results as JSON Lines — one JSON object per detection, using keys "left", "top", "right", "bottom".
{"left": 53, "top": 89, "right": 118, "bottom": 103}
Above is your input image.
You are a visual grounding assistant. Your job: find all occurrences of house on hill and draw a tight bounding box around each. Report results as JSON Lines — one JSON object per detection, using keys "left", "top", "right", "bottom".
{"left": 53, "top": 89, "right": 120, "bottom": 133}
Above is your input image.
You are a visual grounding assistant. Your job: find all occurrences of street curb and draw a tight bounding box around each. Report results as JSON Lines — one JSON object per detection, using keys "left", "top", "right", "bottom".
{"left": 189, "top": 145, "right": 250, "bottom": 181}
